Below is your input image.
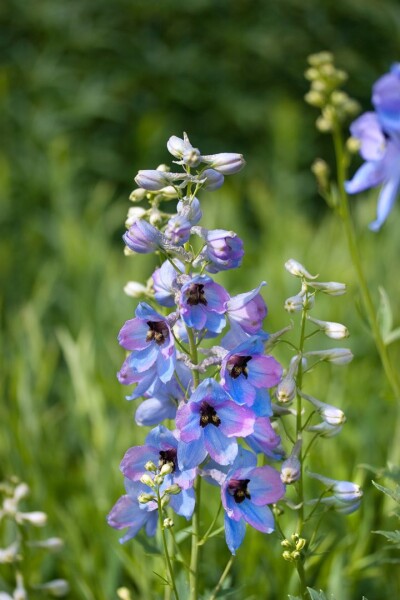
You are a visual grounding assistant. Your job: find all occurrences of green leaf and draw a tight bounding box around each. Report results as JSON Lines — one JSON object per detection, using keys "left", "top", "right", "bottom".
{"left": 373, "top": 529, "right": 400, "bottom": 545}
{"left": 372, "top": 481, "right": 400, "bottom": 504}
{"left": 307, "top": 588, "right": 328, "bottom": 600}
{"left": 377, "top": 286, "right": 393, "bottom": 340}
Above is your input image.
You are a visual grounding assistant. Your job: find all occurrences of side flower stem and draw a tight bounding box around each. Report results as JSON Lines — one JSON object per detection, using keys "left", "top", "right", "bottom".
{"left": 209, "top": 555, "right": 235, "bottom": 600}
{"left": 157, "top": 489, "right": 180, "bottom": 600}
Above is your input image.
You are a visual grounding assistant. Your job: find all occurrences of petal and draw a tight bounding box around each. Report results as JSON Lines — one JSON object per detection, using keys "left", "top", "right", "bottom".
{"left": 224, "top": 515, "right": 246, "bottom": 555}
{"left": 204, "top": 427, "right": 238, "bottom": 465}
{"left": 247, "top": 466, "right": 286, "bottom": 505}
{"left": 241, "top": 503, "right": 275, "bottom": 533}
{"left": 249, "top": 355, "right": 282, "bottom": 388}
{"left": 118, "top": 319, "right": 149, "bottom": 351}
{"left": 145, "top": 425, "right": 177, "bottom": 450}
{"left": 169, "top": 488, "right": 196, "bottom": 519}
{"left": 120, "top": 445, "right": 158, "bottom": 480}
{"left": 218, "top": 403, "right": 255, "bottom": 438}
{"left": 178, "top": 437, "right": 207, "bottom": 470}
{"left": 135, "top": 397, "right": 177, "bottom": 426}
{"left": 176, "top": 403, "right": 201, "bottom": 442}
{"left": 345, "top": 161, "right": 385, "bottom": 194}
{"left": 369, "top": 175, "right": 400, "bottom": 231}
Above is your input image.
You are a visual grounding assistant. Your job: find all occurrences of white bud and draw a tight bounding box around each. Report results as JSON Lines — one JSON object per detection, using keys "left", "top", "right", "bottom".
{"left": 139, "top": 474, "right": 155, "bottom": 488}
{"left": 138, "top": 493, "right": 155, "bottom": 504}
{"left": 161, "top": 494, "right": 170, "bottom": 508}
{"left": 304, "top": 348, "right": 353, "bottom": 365}
{"left": 163, "top": 517, "right": 174, "bottom": 528}
{"left": 300, "top": 391, "right": 346, "bottom": 426}
{"left": 153, "top": 474, "right": 164, "bottom": 486}
{"left": 13, "top": 484, "right": 29, "bottom": 503}
{"left": 163, "top": 484, "right": 181, "bottom": 495}
{"left": 306, "top": 421, "right": 343, "bottom": 437}
{"left": 134, "top": 170, "right": 180, "bottom": 192}
{"left": 125, "top": 207, "right": 146, "bottom": 228}
{"left": 308, "top": 316, "right": 349, "bottom": 340}
{"left": 276, "top": 377, "right": 296, "bottom": 403}
{"left": 167, "top": 135, "right": 186, "bottom": 158}
{"left": 144, "top": 461, "right": 157, "bottom": 472}
{"left": 284, "top": 259, "right": 318, "bottom": 279}
{"left": 17, "top": 511, "right": 47, "bottom": 527}
{"left": 0, "top": 541, "right": 20, "bottom": 564}
{"left": 32, "top": 580, "right": 70, "bottom": 597}
{"left": 310, "top": 281, "right": 346, "bottom": 296}
{"left": 281, "top": 456, "right": 301, "bottom": 484}
{"left": 182, "top": 146, "right": 201, "bottom": 167}
{"left": 159, "top": 463, "right": 173, "bottom": 476}
{"left": 28, "top": 537, "right": 64, "bottom": 552}
{"left": 117, "top": 588, "right": 132, "bottom": 600}
{"left": 284, "top": 294, "right": 304, "bottom": 313}
{"left": 123, "top": 281, "right": 148, "bottom": 298}
{"left": 129, "top": 187, "right": 147, "bottom": 202}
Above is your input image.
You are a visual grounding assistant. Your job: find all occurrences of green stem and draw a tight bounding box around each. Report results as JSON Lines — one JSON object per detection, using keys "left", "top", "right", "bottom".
{"left": 157, "top": 489, "right": 179, "bottom": 600}
{"left": 208, "top": 556, "right": 235, "bottom": 600}
{"left": 189, "top": 477, "right": 201, "bottom": 600}
{"left": 295, "top": 560, "right": 307, "bottom": 599}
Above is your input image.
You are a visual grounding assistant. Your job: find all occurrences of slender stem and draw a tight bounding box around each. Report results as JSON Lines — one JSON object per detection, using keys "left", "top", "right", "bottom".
{"left": 198, "top": 502, "right": 222, "bottom": 546}
{"left": 332, "top": 124, "right": 400, "bottom": 402}
{"left": 208, "top": 556, "right": 235, "bottom": 600}
{"left": 295, "top": 301, "right": 308, "bottom": 533}
{"left": 295, "top": 560, "right": 307, "bottom": 599}
{"left": 189, "top": 477, "right": 201, "bottom": 600}
{"left": 157, "top": 489, "right": 180, "bottom": 600}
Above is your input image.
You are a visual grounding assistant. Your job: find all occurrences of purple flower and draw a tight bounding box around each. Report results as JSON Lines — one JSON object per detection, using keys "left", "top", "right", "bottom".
{"left": 177, "top": 197, "right": 202, "bottom": 225}
{"left": 107, "top": 479, "right": 158, "bottom": 543}
{"left": 152, "top": 260, "right": 183, "bottom": 308}
{"left": 201, "top": 153, "right": 245, "bottom": 175}
{"left": 123, "top": 220, "right": 164, "bottom": 253}
{"left": 165, "top": 215, "right": 192, "bottom": 245}
{"left": 176, "top": 378, "right": 255, "bottom": 469}
{"left": 221, "top": 458, "right": 285, "bottom": 554}
{"left": 345, "top": 65, "right": 400, "bottom": 230}
{"left": 178, "top": 275, "right": 229, "bottom": 334}
{"left": 203, "top": 229, "right": 244, "bottom": 273}
{"left": 227, "top": 283, "right": 267, "bottom": 334}
{"left": 202, "top": 168, "right": 224, "bottom": 191}
{"left": 117, "top": 303, "right": 176, "bottom": 397}
{"left": 121, "top": 426, "right": 196, "bottom": 490}
{"left": 220, "top": 337, "right": 282, "bottom": 408}
{"left": 134, "top": 170, "right": 180, "bottom": 191}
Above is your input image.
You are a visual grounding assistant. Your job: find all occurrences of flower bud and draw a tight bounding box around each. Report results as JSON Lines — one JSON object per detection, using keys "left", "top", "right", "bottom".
{"left": 159, "top": 463, "right": 173, "bottom": 476}
{"left": 281, "top": 456, "right": 301, "bottom": 484}
{"left": 123, "top": 220, "right": 163, "bottom": 254}
{"left": 163, "top": 517, "right": 174, "bottom": 529}
{"left": 153, "top": 474, "right": 164, "bottom": 486}
{"left": 125, "top": 207, "right": 147, "bottom": 228}
{"left": 310, "top": 281, "right": 346, "bottom": 296}
{"left": 123, "top": 281, "right": 149, "bottom": 298}
{"left": 306, "top": 421, "right": 343, "bottom": 437}
{"left": 201, "top": 153, "right": 245, "bottom": 175}
{"left": 32, "top": 580, "right": 70, "bottom": 597}
{"left": 183, "top": 146, "right": 201, "bottom": 167}
{"left": 167, "top": 135, "right": 186, "bottom": 158}
{"left": 18, "top": 511, "right": 47, "bottom": 527}
{"left": 202, "top": 168, "right": 224, "bottom": 191}
{"left": 276, "top": 377, "right": 296, "bottom": 403}
{"left": 134, "top": 170, "right": 179, "bottom": 191}
{"left": 14, "top": 483, "right": 29, "bottom": 503}
{"left": 117, "top": 588, "right": 132, "bottom": 600}
{"left": 0, "top": 541, "right": 20, "bottom": 564}
{"left": 282, "top": 550, "right": 293, "bottom": 562}
{"left": 138, "top": 493, "right": 155, "bottom": 504}
{"left": 284, "top": 294, "right": 304, "bottom": 313}
{"left": 163, "top": 484, "right": 181, "bottom": 495}
{"left": 27, "top": 537, "right": 64, "bottom": 552}
{"left": 145, "top": 461, "right": 157, "bottom": 472}
{"left": 305, "top": 348, "right": 353, "bottom": 365}
{"left": 308, "top": 316, "right": 349, "bottom": 340}
{"left": 161, "top": 494, "right": 170, "bottom": 508}
{"left": 308, "top": 472, "right": 363, "bottom": 503}
{"left": 284, "top": 259, "right": 318, "bottom": 280}
{"left": 129, "top": 188, "right": 147, "bottom": 202}
{"left": 140, "top": 474, "right": 155, "bottom": 488}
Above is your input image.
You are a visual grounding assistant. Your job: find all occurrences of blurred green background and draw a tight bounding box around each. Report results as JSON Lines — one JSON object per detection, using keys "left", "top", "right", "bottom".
{"left": 1, "top": 1, "right": 400, "bottom": 598}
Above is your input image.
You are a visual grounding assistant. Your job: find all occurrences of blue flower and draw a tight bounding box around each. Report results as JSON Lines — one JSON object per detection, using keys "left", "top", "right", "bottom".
{"left": 117, "top": 303, "right": 176, "bottom": 397}
{"left": 176, "top": 378, "right": 255, "bottom": 469}
{"left": 345, "top": 64, "right": 400, "bottom": 230}
{"left": 123, "top": 219, "right": 164, "bottom": 253}
{"left": 178, "top": 275, "right": 229, "bottom": 334}
{"left": 221, "top": 458, "right": 285, "bottom": 554}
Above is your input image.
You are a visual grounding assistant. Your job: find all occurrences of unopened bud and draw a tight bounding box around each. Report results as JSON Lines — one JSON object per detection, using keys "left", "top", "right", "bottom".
{"left": 163, "top": 517, "right": 174, "bottom": 529}
{"left": 154, "top": 474, "right": 164, "bottom": 486}
{"left": 316, "top": 116, "right": 333, "bottom": 132}
{"left": 281, "top": 456, "right": 301, "bottom": 484}
{"left": 129, "top": 188, "right": 147, "bottom": 202}
{"left": 159, "top": 463, "right": 173, "bottom": 476}
{"left": 308, "top": 316, "right": 349, "bottom": 340}
{"left": 304, "top": 91, "right": 325, "bottom": 107}
{"left": 346, "top": 136, "right": 361, "bottom": 154}
{"left": 296, "top": 538, "right": 306, "bottom": 551}
{"left": 161, "top": 494, "right": 170, "bottom": 508}
{"left": 32, "top": 580, "right": 70, "bottom": 597}
{"left": 310, "top": 281, "right": 346, "bottom": 296}
{"left": 202, "top": 168, "right": 225, "bottom": 191}
{"left": 27, "top": 537, "right": 64, "bottom": 552}
{"left": 164, "top": 484, "right": 181, "bottom": 495}
{"left": 134, "top": 170, "right": 179, "bottom": 192}
{"left": 140, "top": 474, "right": 155, "bottom": 488}
{"left": 308, "top": 52, "right": 334, "bottom": 67}
{"left": 201, "top": 153, "right": 245, "bottom": 175}
{"left": 284, "top": 294, "right": 304, "bottom": 313}
{"left": 145, "top": 461, "right": 157, "bottom": 472}
{"left": 284, "top": 259, "right": 318, "bottom": 279}
{"left": 0, "top": 541, "right": 20, "bottom": 564}
{"left": 138, "top": 493, "right": 155, "bottom": 504}
{"left": 282, "top": 550, "right": 293, "bottom": 562}
{"left": 117, "top": 588, "right": 132, "bottom": 600}
{"left": 276, "top": 377, "right": 296, "bottom": 403}
{"left": 14, "top": 484, "right": 29, "bottom": 502}
{"left": 183, "top": 147, "right": 201, "bottom": 167}
{"left": 281, "top": 539, "right": 291, "bottom": 548}
{"left": 123, "top": 281, "right": 148, "bottom": 298}
{"left": 17, "top": 511, "right": 47, "bottom": 527}
{"left": 306, "top": 421, "right": 343, "bottom": 437}
{"left": 304, "top": 348, "right": 353, "bottom": 365}
{"left": 292, "top": 551, "right": 301, "bottom": 560}
{"left": 125, "top": 207, "right": 147, "bottom": 228}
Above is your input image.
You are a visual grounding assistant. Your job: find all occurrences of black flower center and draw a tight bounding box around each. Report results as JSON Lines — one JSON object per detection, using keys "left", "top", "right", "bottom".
{"left": 228, "top": 478, "right": 251, "bottom": 504}
{"left": 186, "top": 283, "right": 207, "bottom": 306}
{"left": 146, "top": 321, "right": 169, "bottom": 345}
{"left": 158, "top": 448, "right": 177, "bottom": 472}
{"left": 199, "top": 401, "right": 221, "bottom": 428}
{"left": 228, "top": 355, "right": 252, "bottom": 379}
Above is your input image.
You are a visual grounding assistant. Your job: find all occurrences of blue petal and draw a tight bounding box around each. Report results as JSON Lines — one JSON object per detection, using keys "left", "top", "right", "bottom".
{"left": 204, "top": 426, "right": 238, "bottom": 465}
{"left": 178, "top": 437, "right": 207, "bottom": 470}
{"left": 369, "top": 175, "right": 400, "bottom": 231}
{"left": 345, "top": 161, "right": 385, "bottom": 194}
{"left": 224, "top": 514, "right": 246, "bottom": 555}
{"left": 135, "top": 397, "right": 177, "bottom": 426}
{"left": 169, "top": 488, "right": 196, "bottom": 519}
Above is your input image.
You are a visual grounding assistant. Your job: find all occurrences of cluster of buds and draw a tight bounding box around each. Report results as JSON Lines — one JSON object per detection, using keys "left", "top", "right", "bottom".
{"left": 281, "top": 533, "right": 306, "bottom": 562}
{"left": 278, "top": 259, "right": 361, "bottom": 515}
{"left": 304, "top": 52, "right": 360, "bottom": 132}
{"left": 139, "top": 460, "right": 182, "bottom": 520}
{"left": 0, "top": 479, "right": 68, "bottom": 599}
